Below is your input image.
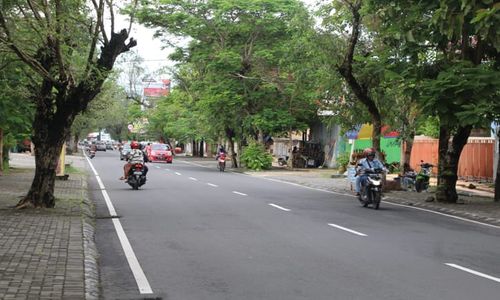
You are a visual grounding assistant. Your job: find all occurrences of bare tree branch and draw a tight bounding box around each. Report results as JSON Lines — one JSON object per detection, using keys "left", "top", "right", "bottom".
{"left": 54, "top": 0, "right": 68, "bottom": 84}
{"left": 127, "top": 0, "right": 139, "bottom": 34}
{"left": 87, "top": 0, "right": 105, "bottom": 74}
{"left": 105, "top": 0, "right": 115, "bottom": 35}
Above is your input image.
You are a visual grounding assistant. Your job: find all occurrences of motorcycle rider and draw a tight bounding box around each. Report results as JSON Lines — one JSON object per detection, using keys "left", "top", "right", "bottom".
{"left": 355, "top": 148, "right": 386, "bottom": 196}
{"left": 215, "top": 145, "right": 226, "bottom": 160}
{"left": 120, "top": 141, "right": 148, "bottom": 180}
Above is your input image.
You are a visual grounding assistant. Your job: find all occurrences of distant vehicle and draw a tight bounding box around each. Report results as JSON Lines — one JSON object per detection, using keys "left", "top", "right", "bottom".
{"left": 147, "top": 143, "right": 173, "bottom": 163}
{"left": 96, "top": 141, "right": 107, "bottom": 151}
{"left": 105, "top": 141, "right": 113, "bottom": 150}
{"left": 120, "top": 143, "right": 132, "bottom": 160}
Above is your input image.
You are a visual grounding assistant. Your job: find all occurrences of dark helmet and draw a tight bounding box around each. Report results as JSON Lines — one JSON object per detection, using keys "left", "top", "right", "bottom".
{"left": 130, "top": 141, "right": 140, "bottom": 149}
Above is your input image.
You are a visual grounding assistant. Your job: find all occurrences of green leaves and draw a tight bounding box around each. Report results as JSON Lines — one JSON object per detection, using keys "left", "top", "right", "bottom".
{"left": 240, "top": 141, "right": 273, "bottom": 170}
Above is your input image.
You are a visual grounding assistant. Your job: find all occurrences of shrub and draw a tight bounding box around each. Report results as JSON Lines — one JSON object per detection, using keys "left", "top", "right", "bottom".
{"left": 240, "top": 142, "right": 273, "bottom": 171}
{"left": 336, "top": 152, "right": 350, "bottom": 170}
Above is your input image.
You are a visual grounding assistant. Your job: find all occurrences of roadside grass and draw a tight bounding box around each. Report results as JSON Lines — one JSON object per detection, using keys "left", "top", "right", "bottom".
{"left": 65, "top": 164, "right": 86, "bottom": 175}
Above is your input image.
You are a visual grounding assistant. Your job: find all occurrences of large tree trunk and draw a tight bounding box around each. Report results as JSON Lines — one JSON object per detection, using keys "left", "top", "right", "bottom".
{"left": 435, "top": 125, "right": 472, "bottom": 203}
{"left": 16, "top": 98, "right": 72, "bottom": 208}
{"left": 192, "top": 139, "right": 198, "bottom": 156}
{"left": 0, "top": 128, "right": 3, "bottom": 175}
{"left": 225, "top": 128, "right": 238, "bottom": 168}
{"left": 199, "top": 139, "right": 204, "bottom": 157}
{"left": 72, "top": 134, "right": 80, "bottom": 154}
{"left": 401, "top": 133, "right": 415, "bottom": 170}
{"left": 372, "top": 118, "right": 382, "bottom": 156}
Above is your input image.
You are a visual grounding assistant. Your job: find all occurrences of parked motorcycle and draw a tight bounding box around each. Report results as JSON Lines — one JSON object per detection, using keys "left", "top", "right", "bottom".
{"left": 358, "top": 168, "right": 384, "bottom": 209}
{"left": 127, "top": 163, "right": 147, "bottom": 190}
{"left": 218, "top": 153, "right": 227, "bottom": 172}
{"left": 415, "top": 161, "right": 433, "bottom": 192}
{"left": 401, "top": 170, "right": 417, "bottom": 191}
{"left": 277, "top": 156, "right": 289, "bottom": 166}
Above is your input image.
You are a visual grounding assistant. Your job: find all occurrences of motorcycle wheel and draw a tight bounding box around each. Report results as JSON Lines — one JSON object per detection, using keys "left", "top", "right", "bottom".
{"left": 358, "top": 195, "right": 368, "bottom": 207}
{"left": 415, "top": 179, "right": 423, "bottom": 192}
{"left": 132, "top": 177, "right": 139, "bottom": 190}
{"left": 373, "top": 192, "right": 381, "bottom": 210}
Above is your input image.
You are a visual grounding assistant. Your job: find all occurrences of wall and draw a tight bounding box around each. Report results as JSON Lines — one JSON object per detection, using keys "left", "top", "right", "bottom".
{"left": 410, "top": 137, "right": 494, "bottom": 180}
{"left": 352, "top": 138, "right": 401, "bottom": 163}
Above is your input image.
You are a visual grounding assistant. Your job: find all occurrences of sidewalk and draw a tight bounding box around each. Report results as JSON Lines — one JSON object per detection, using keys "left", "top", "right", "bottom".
{"left": 182, "top": 157, "right": 500, "bottom": 227}
{"left": 0, "top": 153, "right": 97, "bottom": 300}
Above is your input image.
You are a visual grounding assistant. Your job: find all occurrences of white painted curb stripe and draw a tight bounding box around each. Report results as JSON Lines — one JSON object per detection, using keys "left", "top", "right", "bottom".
{"left": 85, "top": 155, "right": 153, "bottom": 294}
{"left": 384, "top": 202, "right": 500, "bottom": 230}
{"left": 113, "top": 218, "right": 154, "bottom": 293}
{"left": 207, "top": 183, "right": 218, "bottom": 187}
{"left": 232, "top": 191, "right": 247, "bottom": 196}
{"left": 269, "top": 203, "right": 291, "bottom": 212}
{"left": 445, "top": 263, "right": 500, "bottom": 283}
{"left": 328, "top": 223, "right": 367, "bottom": 237}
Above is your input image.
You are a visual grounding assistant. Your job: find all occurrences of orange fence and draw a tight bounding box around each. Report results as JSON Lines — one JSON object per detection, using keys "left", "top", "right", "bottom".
{"left": 409, "top": 137, "right": 494, "bottom": 181}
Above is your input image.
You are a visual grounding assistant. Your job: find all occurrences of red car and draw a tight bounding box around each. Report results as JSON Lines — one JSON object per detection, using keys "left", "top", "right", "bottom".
{"left": 147, "top": 143, "right": 173, "bottom": 163}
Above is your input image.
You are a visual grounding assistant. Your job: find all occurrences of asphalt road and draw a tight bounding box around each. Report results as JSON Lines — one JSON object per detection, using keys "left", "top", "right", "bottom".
{"left": 88, "top": 151, "right": 500, "bottom": 300}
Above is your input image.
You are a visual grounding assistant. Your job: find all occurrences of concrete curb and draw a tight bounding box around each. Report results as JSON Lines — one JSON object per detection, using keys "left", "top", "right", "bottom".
{"left": 81, "top": 176, "right": 99, "bottom": 300}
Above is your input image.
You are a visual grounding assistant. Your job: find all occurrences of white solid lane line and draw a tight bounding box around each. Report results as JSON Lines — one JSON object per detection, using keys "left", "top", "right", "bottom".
{"left": 269, "top": 203, "right": 291, "bottom": 212}
{"left": 445, "top": 263, "right": 500, "bottom": 283}
{"left": 189, "top": 177, "right": 198, "bottom": 181}
{"left": 232, "top": 191, "right": 247, "bottom": 196}
{"left": 328, "top": 223, "right": 368, "bottom": 237}
{"left": 207, "top": 183, "right": 218, "bottom": 187}
{"left": 85, "top": 155, "right": 153, "bottom": 294}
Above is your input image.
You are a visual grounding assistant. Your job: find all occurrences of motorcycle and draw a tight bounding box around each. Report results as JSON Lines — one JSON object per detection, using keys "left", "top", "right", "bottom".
{"left": 277, "top": 156, "right": 289, "bottom": 166}
{"left": 401, "top": 170, "right": 417, "bottom": 191}
{"left": 217, "top": 153, "right": 227, "bottom": 172}
{"left": 127, "top": 163, "right": 147, "bottom": 190}
{"left": 86, "top": 147, "right": 96, "bottom": 159}
{"left": 358, "top": 168, "right": 384, "bottom": 209}
{"left": 415, "top": 161, "right": 433, "bottom": 192}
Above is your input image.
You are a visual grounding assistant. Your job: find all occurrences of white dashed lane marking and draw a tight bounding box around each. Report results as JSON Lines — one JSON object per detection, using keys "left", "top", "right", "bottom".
{"left": 232, "top": 191, "right": 247, "bottom": 196}
{"left": 328, "top": 223, "right": 367, "bottom": 237}
{"left": 269, "top": 203, "right": 290, "bottom": 212}
{"left": 445, "top": 263, "right": 500, "bottom": 283}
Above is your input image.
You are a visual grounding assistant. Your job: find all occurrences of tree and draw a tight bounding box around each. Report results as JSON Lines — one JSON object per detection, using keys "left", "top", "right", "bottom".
{"left": 0, "top": 55, "right": 33, "bottom": 174}
{"left": 366, "top": 0, "right": 500, "bottom": 202}
{"left": 135, "top": 0, "right": 318, "bottom": 167}
{"left": 316, "top": 0, "right": 385, "bottom": 155}
{"left": 0, "top": 0, "right": 137, "bottom": 208}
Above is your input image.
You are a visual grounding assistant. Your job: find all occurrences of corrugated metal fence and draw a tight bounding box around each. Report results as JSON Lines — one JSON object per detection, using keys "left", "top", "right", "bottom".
{"left": 410, "top": 137, "right": 494, "bottom": 181}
